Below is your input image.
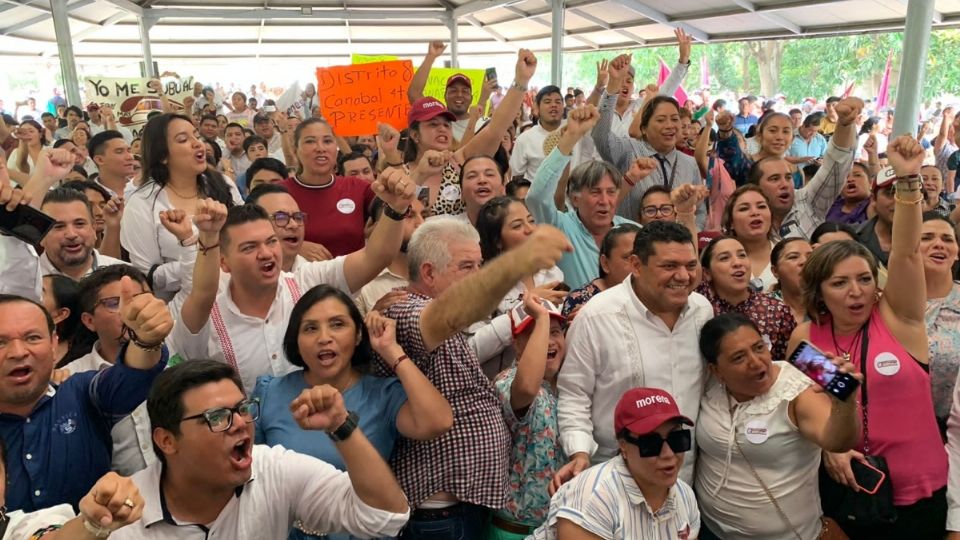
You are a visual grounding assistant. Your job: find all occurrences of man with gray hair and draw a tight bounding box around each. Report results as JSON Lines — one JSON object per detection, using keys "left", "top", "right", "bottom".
{"left": 527, "top": 105, "right": 646, "bottom": 289}
{"left": 371, "top": 215, "right": 572, "bottom": 540}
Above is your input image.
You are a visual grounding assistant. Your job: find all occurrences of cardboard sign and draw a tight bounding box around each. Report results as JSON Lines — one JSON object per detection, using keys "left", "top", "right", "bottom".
{"left": 351, "top": 53, "right": 399, "bottom": 65}
{"left": 316, "top": 60, "right": 414, "bottom": 136}
{"left": 422, "top": 67, "right": 485, "bottom": 107}
{"left": 83, "top": 75, "right": 195, "bottom": 138}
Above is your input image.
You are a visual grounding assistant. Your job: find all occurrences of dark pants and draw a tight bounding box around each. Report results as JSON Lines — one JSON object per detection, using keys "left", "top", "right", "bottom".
{"left": 832, "top": 487, "right": 947, "bottom": 540}
{"left": 400, "top": 503, "right": 490, "bottom": 540}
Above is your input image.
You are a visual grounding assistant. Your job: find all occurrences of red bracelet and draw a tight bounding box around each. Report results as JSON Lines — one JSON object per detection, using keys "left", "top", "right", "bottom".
{"left": 392, "top": 354, "right": 409, "bottom": 371}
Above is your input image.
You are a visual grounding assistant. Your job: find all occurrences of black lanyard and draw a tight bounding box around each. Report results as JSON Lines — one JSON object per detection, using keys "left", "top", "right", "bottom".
{"left": 654, "top": 153, "right": 678, "bottom": 188}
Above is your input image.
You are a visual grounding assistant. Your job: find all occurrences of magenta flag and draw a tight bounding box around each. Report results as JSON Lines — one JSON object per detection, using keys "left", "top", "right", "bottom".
{"left": 876, "top": 51, "right": 893, "bottom": 110}
{"left": 842, "top": 82, "right": 855, "bottom": 98}
{"left": 657, "top": 58, "right": 689, "bottom": 106}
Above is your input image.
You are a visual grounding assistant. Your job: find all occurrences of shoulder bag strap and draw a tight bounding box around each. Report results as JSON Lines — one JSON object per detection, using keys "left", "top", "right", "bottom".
{"left": 734, "top": 437, "right": 803, "bottom": 540}
{"left": 859, "top": 326, "right": 871, "bottom": 453}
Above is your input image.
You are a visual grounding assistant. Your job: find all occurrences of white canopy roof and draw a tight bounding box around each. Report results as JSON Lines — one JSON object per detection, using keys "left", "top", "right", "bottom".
{"left": 0, "top": 0, "right": 958, "bottom": 62}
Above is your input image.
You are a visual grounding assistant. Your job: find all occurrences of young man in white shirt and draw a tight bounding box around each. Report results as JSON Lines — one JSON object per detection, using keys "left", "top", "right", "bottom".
{"left": 112, "top": 359, "right": 409, "bottom": 539}
{"left": 88, "top": 130, "right": 136, "bottom": 197}
{"left": 199, "top": 114, "right": 228, "bottom": 155}
{"left": 534, "top": 387, "right": 700, "bottom": 540}
{"left": 253, "top": 113, "right": 284, "bottom": 156}
{"left": 510, "top": 86, "right": 567, "bottom": 181}
{"left": 165, "top": 170, "right": 415, "bottom": 393}
{"left": 224, "top": 123, "right": 250, "bottom": 176}
{"left": 554, "top": 220, "right": 713, "bottom": 486}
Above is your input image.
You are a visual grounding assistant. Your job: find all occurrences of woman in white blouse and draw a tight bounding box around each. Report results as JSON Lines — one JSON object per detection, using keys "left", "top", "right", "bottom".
{"left": 121, "top": 113, "right": 242, "bottom": 298}
{"left": 6, "top": 119, "right": 47, "bottom": 185}
{"left": 695, "top": 313, "right": 861, "bottom": 540}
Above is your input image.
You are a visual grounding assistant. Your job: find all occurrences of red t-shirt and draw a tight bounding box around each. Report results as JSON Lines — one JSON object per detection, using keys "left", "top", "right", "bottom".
{"left": 280, "top": 175, "right": 375, "bottom": 257}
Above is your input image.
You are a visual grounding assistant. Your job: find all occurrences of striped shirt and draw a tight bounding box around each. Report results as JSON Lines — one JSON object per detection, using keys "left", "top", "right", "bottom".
{"left": 530, "top": 455, "right": 699, "bottom": 540}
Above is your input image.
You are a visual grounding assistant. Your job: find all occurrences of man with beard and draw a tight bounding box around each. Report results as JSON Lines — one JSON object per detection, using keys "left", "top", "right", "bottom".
{"left": 510, "top": 86, "right": 570, "bottom": 181}
{"left": 408, "top": 42, "right": 473, "bottom": 143}
{"left": 165, "top": 169, "right": 415, "bottom": 393}
{"left": 356, "top": 196, "right": 428, "bottom": 315}
{"left": 0, "top": 179, "right": 172, "bottom": 512}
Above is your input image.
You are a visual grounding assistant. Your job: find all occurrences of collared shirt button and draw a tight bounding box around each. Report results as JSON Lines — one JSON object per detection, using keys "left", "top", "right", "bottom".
{"left": 34, "top": 490, "right": 41, "bottom": 496}
{"left": 25, "top": 454, "right": 32, "bottom": 460}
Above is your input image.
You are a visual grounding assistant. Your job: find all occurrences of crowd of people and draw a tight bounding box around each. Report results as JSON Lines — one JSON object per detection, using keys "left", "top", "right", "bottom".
{"left": 0, "top": 34, "right": 959, "bottom": 540}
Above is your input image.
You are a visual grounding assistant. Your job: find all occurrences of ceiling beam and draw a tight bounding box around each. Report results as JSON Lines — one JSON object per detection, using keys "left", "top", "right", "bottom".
{"left": 42, "top": 10, "right": 126, "bottom": 56}
{"left": 569, "top": 7, "right": 646, "bottom": 44}
{"left": 504, "top": 5, "right": 599, "bottom": 49}
{"left": 463, "top": 14, "right": 510, "bottom": 44}
{"left": 606, "top": 0, "right": 710, "bottom": 42}
{"left": 0, "top": 0, "right": 96, "bottom": 36}
{"left": 97, "top": 0, "right": 143, "bottom": 17}
{"left": 729, "top": 0, "right": 801, "bottom": 33}
{"left": 149, "top": 7, "right": 447, "bottom": 20}
{"left": 452, "top": 0, "right": 523, "bottom": 19}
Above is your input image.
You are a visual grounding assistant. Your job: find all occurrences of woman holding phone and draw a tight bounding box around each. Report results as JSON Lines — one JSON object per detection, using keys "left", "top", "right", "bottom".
{"left": 696, "top": 313, "right": 860, "bottom": 539}
{"left": 787, "top": 135, "right": 948, "bottom": 539}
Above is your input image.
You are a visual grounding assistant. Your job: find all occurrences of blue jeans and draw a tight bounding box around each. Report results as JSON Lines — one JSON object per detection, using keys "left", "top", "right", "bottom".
{"left": 400, "top": 503, "right": 490, "bottom": 540}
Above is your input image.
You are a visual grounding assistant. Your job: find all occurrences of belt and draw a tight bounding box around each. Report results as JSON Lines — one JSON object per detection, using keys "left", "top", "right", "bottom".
{"left": 411, "top": 502, "right": 473, "bottom": 521}
{"left": 490, "top": 515, "right": 535, "bottom": 536}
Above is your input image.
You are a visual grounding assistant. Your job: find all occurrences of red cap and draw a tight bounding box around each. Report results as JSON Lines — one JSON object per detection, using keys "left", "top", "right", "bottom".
{"left": 614, "top": 388, "right": 693, "bottom": 435}
{"left": 446, "top": 73, "right": 472, "bottom": 89}
{"left": 509, "top": 300, "right": 565, "bottom": 336}
{"left": 872, "top": 166, "right": 896, "bottom": 193}
{"left": 408, "top": 97, "right": 457, "bottom": 125}
{"left": 86, "top": 102, "right": 100, "bottom": 112}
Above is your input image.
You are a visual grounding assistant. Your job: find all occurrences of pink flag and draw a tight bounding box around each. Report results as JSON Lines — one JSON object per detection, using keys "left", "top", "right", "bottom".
{"left": 657, "top": 58, "right": 688, "bottom": 107}
{"left": 842, "top": 82, "right": 855, "bottom": 98}
{"left": 700, "top": 55, "right": 710, "bottom": 88}
{"left": 876, "top": 50, "right": 893, "bottom": 110}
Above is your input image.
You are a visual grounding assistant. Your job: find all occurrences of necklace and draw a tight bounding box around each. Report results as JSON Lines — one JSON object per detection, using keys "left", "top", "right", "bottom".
{"left": 830, "top": 324, "right": 862, "bottom": 364}
{"left": 166, "top": 183, "right": 199, "bottom": 199}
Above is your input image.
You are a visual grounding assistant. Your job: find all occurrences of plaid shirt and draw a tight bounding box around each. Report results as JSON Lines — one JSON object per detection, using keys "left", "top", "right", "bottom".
{"left": 374, "top": 292, "right": 511, "bottom": 509}
{"left": 776, "top": 140, "right": 854, "bottom": 240}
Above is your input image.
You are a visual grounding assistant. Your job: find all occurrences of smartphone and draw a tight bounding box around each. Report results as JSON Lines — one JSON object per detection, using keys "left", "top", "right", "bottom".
{"left": 0, "top": 203, "right": 56, "bottom": 249}
{"left": 851, "top": 459, "right": 886, "bottom": 495}
{"left": 788, "top": 340, "right": 860, "bottom": 401}
{"left": 485, "top": 67, "right": 498, "bottom": 81}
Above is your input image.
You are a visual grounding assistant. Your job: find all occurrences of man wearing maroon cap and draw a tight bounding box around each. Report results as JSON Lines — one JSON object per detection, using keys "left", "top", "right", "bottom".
{"left": 532, "top": 387, "right": 700, "bottom": 540}
{"left": 408, "top": 41, "right": 473, "bottom": 142}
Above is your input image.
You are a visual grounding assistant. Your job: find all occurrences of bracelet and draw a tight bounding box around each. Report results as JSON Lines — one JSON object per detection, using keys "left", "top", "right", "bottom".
{"left": 131, "top": 336, "right": 164, "bottom": 352}
{"left": 386, "top": 160, "right": 404, "bottom": 167}
{"left": 392, "top": 354, "right": 409, "bottom": 371}
{"left": 623, "top": 175, "right": 637, "bottom": 187}
{"left": 83, "top": 518, "right": 111, "bottom": 538}
{"left": 198, "top": 239, "right": 220, "bottom": 255}
{"left": 895, "top": 173, "right": 921, "bottom": 181}
{"left": 894, "top": 194, "right": 923, "bottom": 205}
{"left": 179, "top": 234, "right": 199, "bottom": 247}
{"left": 382, "top": 205, "right": 410, "bottom": 221}
{"left": 511, "top": 80, "right": 528, "bottom": 92}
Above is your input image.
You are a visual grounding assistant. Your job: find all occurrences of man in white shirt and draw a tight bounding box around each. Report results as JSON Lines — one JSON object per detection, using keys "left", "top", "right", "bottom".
{"left": 356, "top": 196, "right": 427, "bottom": 315}
{"left": 408, "top": 41, "right": 473, "bottom": 142}
{"left": 555, "top": 220, "right": 712, "bottom": 486}
{"left": 112, "top": 359, "right": 410, "bottom": 539}
{"left": 246, "top": 183, "right": 309, "bottom": 273}
{"left": 253, "top": 113, "right": 284, "bottom": 156}
{"left": 53, "top": 105, "right": 82, "bottom": 140}
{"left": 199, "top": 114, "right": 227, "bottom": 154}
{"left": 510, "top": 86, "right": 566, "bottom": 181}
{"left": 88, "top": 130, "right": 135, "bottom": 197}
{"left": 165, "top": 170, "right": 415, "bottom": 392}
{"left": 224, "top": 123, "right": 250, "bottom": 175}
{"left": 58, "top": 265, "right": 160, "bottom": 476}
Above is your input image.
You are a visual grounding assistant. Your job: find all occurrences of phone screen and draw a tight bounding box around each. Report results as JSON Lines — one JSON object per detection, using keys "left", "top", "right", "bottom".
{"left": 851, "top": 459, "right": 885, "bottom": 493}
{"left": 788, "top": 341, "right": 860, "bottom": 401}
{"left": 0, "top": 204, "right": 56, "bottom": 249}
{"left": 485, "top": 67, "right": 497, "bottom": 81}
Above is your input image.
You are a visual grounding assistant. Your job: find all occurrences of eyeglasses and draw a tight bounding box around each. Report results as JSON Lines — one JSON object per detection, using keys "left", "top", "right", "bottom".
{"left": 641, "top": 204, "right": 676, "bottom": 219}
{"left": 621, "top": 429, "right": 692, "bottom": 458}
{"left": 94, "top": 296, "right": 120, "bottom": 312}
{"left": 268, "top": 211, "right": 307, "bottom": 227}
{"left": 180, "top": 398, "right": 260, "bottom": 433}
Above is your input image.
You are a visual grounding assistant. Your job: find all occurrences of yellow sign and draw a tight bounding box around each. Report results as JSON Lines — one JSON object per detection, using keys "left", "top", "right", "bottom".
{"left": 351, "top": 54, "right": 399, "bottom": 64}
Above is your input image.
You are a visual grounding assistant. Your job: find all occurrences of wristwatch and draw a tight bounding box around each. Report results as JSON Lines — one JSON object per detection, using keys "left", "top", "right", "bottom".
{"left": 327, "top": 411, "right": 359, "bottom": 442}
{"left": 382, "top": 205, "right": 410, "bottom": 221}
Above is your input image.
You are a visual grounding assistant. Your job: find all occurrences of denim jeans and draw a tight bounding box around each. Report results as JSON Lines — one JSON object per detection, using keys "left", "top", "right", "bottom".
{"left": 400, "top": 503, "right": 490, "bottom": 540}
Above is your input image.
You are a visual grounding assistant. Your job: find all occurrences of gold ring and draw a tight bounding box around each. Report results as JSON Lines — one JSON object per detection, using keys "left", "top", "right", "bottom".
{"left": 124, "top": 498, "right": 135, "bottom": 509}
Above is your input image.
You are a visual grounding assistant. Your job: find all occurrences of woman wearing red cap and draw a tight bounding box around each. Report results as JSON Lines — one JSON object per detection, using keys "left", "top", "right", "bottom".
{"left": 378, "top": 49, "right": 537, "bottom": 218}
{"left": 532, "top": 387, "right": 700, "bottom": 540}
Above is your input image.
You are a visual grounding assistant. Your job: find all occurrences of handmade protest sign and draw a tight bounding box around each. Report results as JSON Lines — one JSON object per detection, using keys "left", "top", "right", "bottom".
{"left": 316, "top": 60, "right": 413, "bottom": 136}
{"left": 84, "top": 75, "right": 195, "bottom": 138}
{"left": 351, "top": 53, "right": 399, "bottom": 64}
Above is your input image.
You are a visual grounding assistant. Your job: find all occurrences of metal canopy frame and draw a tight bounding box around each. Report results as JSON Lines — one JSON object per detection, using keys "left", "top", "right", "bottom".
{"left": 0, "top": 0, "right": 947, "bottom": 117}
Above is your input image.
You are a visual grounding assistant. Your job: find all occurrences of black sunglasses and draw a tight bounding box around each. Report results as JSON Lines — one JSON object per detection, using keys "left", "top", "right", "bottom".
{"left": 621, "top": 429, "right": 692, "bottom": 458}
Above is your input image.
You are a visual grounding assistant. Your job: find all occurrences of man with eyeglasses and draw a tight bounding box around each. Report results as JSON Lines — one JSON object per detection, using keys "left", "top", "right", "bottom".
{"left": 638, "top": 185, "right": 677, "bottom": 225}
{"left": 532, "top": 387, "right": 699, "bottom": 540}
{"left": 164, "top": 170, "right": 414, "bottom": 393}
{"left": 247, "top": 183, "right": 309, "bottom": 272}
{"left": 0, "top": 219, "right": 173, "bottom": 513}
{"left": 112, "top": 359, "right": 409, "bottom": 539}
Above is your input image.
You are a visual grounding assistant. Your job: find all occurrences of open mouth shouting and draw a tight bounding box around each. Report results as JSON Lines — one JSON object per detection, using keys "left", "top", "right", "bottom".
{"left": 229, "top": 436, "right": 253, "bottom": 471}
{"left": 5, "top": 364, "right": 34, "bottom": 386}
{"left": 258, "top": 259, "right": 279, "bottom": 279}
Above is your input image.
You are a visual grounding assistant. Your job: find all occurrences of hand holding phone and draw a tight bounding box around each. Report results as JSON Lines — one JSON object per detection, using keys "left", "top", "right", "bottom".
{"left": 788, "top": 340, "right": 861, "bottom": 401}
{"left": 485, "top": 67, "right": 498, "bottom": 82}
{"left": 0, "top": 181, "right": 55, "bottom": 249}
